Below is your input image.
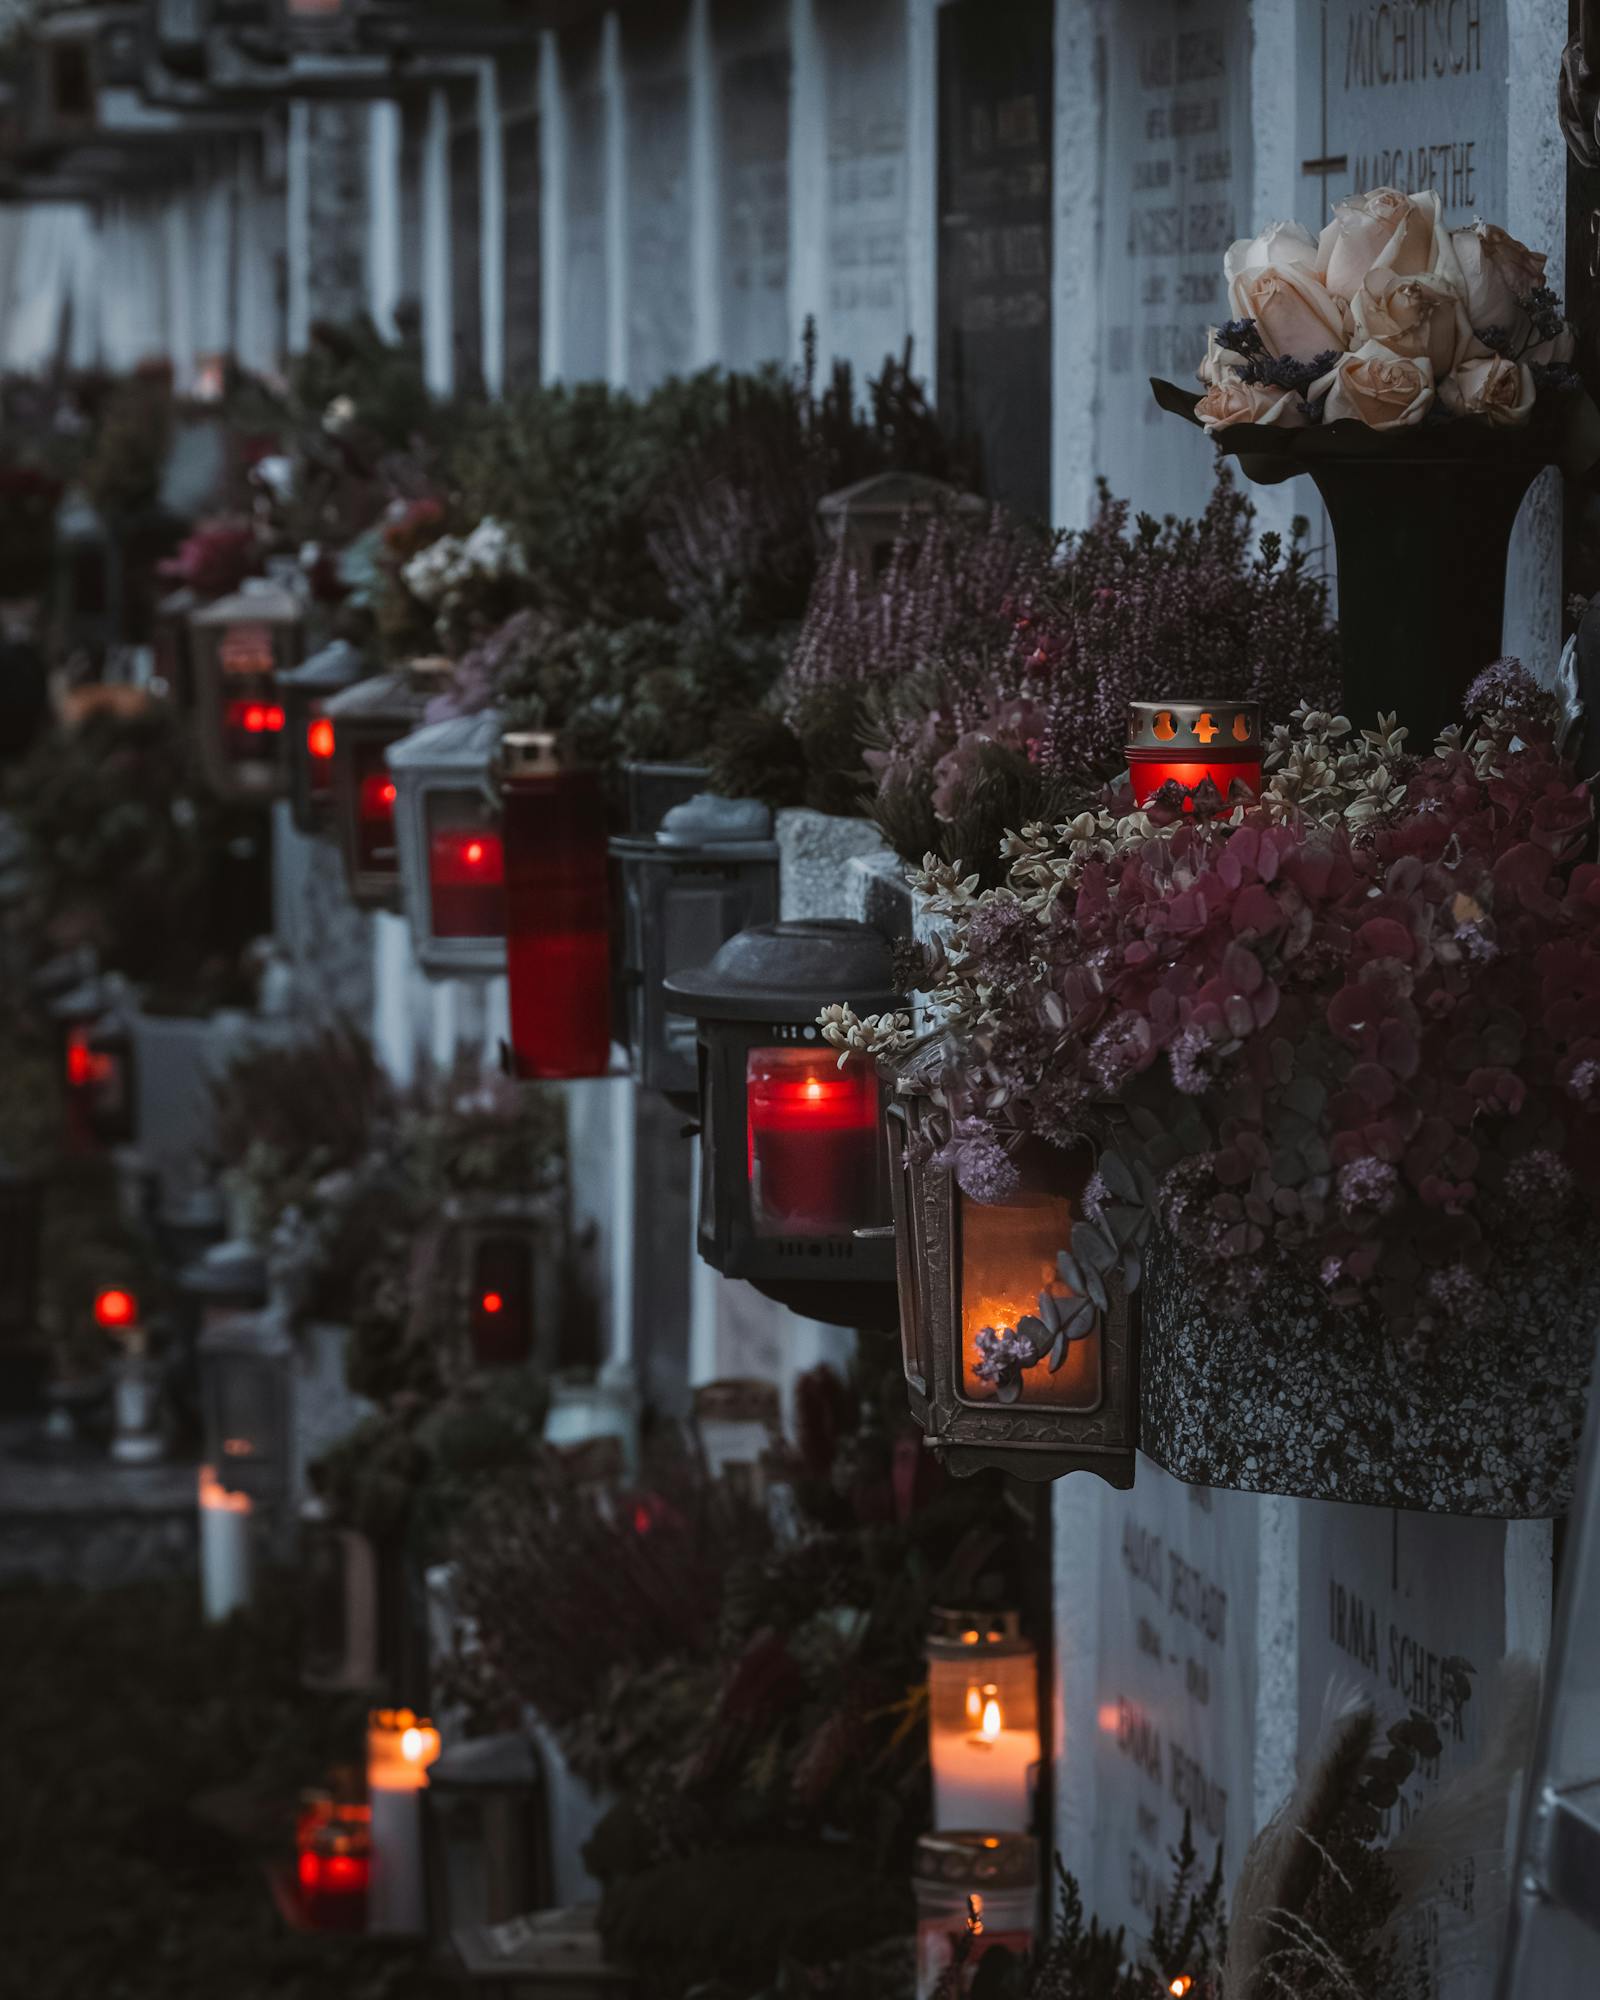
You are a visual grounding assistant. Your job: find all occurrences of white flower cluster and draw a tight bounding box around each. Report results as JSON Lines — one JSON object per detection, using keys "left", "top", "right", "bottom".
{"left": 1196, "top": 190, "right": 1573, "bottom": 433}
{"left": 402, "top": 516, "right": 529, "bottom": 607}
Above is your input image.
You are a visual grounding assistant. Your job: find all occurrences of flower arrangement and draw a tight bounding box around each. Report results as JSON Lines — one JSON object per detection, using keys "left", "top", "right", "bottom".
{"left": 1185, "top": 191, "right": 1577, "bottom": 435}
{"left": 827, "top": 661, "right": 1600, "bottom": 1361}
{"left": 713, "top": 475, "right": 1336, "bottom": 885}
{"left": 157, "top": 518, "right": 261, "bottom": 600}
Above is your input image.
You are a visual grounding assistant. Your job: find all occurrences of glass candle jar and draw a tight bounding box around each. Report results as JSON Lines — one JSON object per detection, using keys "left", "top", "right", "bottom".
{"left": 745, "top": 1047, "right": 884, "bottom": 1238}
{"left": 926, "top": 1607, "right": 1041, "bottom": 1833}
{"left": 1127, "top": 698, "right": 1261, "bottom": 810}
{"left": 914, "top": 1832, "right": 1037, "bottom": 1999}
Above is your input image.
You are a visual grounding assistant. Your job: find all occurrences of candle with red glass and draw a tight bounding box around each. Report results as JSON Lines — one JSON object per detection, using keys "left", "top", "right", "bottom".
{"left": 1127, "top": 698, "right": 1261, "bottom": 810}
{"left": 53, "top": 979, "right": 133, "bottom": 1150}
{"left": 296, "top": 1794, "right": 372, "bottom": 1932}
{"left": 501, "top": 732, "right": 612, "bottom": 1079}
{"left": 324, "top": 660, "right": 452, "bottom": 910}
{"left": 389, "top": 709, "right": 509, "bottom": 974}
{"left": 439, "top": 1193, "right": 563, "bottom": 1384}
{"left": 663, "top": 919, "right": 901, "bottom": 1327}
{"left": 189, "top": 576, "right": 303, "bottom": 803}
{"left": 280, "top": 640, "right": 366, "bottom": 837}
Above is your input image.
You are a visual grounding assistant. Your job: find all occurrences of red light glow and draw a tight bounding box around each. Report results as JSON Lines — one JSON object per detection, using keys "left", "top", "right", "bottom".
{"left": 307, "top": 717, "right": 336, "bottom": 760}
{"left": 94, "top": 1288, "right": 138, "bottom": 1330}
{"left": 1127, "top": 754, "right": 1261, "bottom": 811}
{"left": 226, "top": 699, "right": 286, "bottom": 735}
{"left": 66, "top": 1032, "right": 111, "bottom": 1089}
{"left": 479, "top": 1291, "right": 504, "bottom": 1315}
{"left": 358, "top": 772, "right": 398, "bottom": 821}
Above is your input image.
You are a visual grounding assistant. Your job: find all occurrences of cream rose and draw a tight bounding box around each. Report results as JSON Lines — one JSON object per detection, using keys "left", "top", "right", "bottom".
{"left": 1318, "top": 188, "right": 1445, "bottom": 300}
{"left": 1223, "top": 220, "right": 1320, "bottom": 289}
{"left": 1438, "top": 354, "right": 1536, "bottom": 427}
{"left": 1450, "top": 222, "right": 1547, "bottom": 345}
{"left": 1197, "top": 327, "right": 1248, "bottom": 387}
{"left": 1229, "top": 263, "right": 1350, "bottom": 361}
{"left": 1312, "top": 339, "right": 1434, "bottom": 430}
{"left": 1194, "top": 377, "right": 1308, "bottom": 431}
{"left": 1350, "top": 269, "right": 1466, "bottom": 377}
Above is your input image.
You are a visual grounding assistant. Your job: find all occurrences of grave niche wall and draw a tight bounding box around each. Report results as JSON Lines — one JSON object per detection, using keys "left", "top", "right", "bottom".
{"left": 936, "top": 0, "right": 1052, "bottom": 522}
{"left": 1097, "top": 0, "right": 1251, "bottom": 524}
{"left": 624, "top": 12, "right": 692, "bottom": 392}
{"left": 818, "top": 0, "right": 910, "bottom": 386}
{"left": 715, "top": 0, "right": 791, "bottom": 370}
{"left": 562, "top": 25, "right": 610, "bottom": 380}
{"left": 502, "top": 54, "right": 541, "bottom": 391}
{"left": 449, "top": 82, "right": 484, "bottom": 391}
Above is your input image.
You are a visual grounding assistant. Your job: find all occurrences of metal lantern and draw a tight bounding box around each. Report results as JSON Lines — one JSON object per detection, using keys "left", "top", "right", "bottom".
{"left": 425, "top": 1732, "right": 548, "bottom": 1941}
{"left": 440, "top": 1193, "right": 564, "bottom": 1379}
{"left": 502, "top": 732, "right": 613, "bottom": 1080}
{"left": 279, "top": 638, "right": 367, "bottom": 837}
{"left": 611, "top": 794, "right": 779, "bottom": 1102}
{"left": 189, "top": 574, "right": 304, "bottom": 803}
{"left": 925, "top": 1608, "right": 1040, "bottom": 1834}
{"left": 692, "top": 1377, "right": 780, "bottom": 1500}
{"left": 914, "top": 1832, "right": 1038, "bottom": 2000}
{"left": 99, "top": 1286, "right": 166, "bottom": 1466}
{"left": 324, "top": 659, "right": 452, "bottom": 911}
{"left": 389, "top": 709, "right": 506, "bottom": 979}
{"left": 189, "top": 1241, "right": 290, "bottom": 1502}
{"left": 623, "top": 760, "right": 709, "bottom": 837}
{"left": 664, "top": 919, "right": 901, "bottom": 1328}
{"left": 816, "top": 471, "right": 986, "bottom": 575}
{"left": 886, "top": 1104, "right": 1136, "bottom": 1486}
{"left": 1127, "top": 698, "right": 1262, "bottom": 811}
{"left": 52, "top": 975, "right": 134, "bottom": 1151}
{"left": 300, "top": 1496, "right": 381, "bottom": 1691}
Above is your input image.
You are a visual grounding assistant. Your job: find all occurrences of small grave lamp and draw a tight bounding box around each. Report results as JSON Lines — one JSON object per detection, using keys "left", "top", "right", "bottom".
{"left": 389, "top": 709, "right": 507, "bottom": 979}
{"left": 300, "top": 1495, "right": 380, "bottom": 1691}
{"left": 664, "top": 919, "right": 901, "bottom": 1328}
{"left": 501, "top": 732, "right": 613, "bottom": 1080}
{"left": 190, "top": 575, "right": 305, "bottom": 804}
{"left": 99, "top": 1286, "right": 165, "bottom": 1466}
{"left": 612, "top": 793, "right": 779, "bottom": 1102}
{"left": 279, "top": 638, "right": 367, "bottom": 837}
{"left": 199, "top": 1461, "right": 255, "bottom": 1622}
{"left": 189, "top": 1242, "right": 289, "bottom": 1504}
{"left": 692, "top": 1378, "right": 780, "bottom": 1500}
{"left": 914, "top": 1833, "right": 1038, "bottom": 2000}
{"left": 368, "top": 1708, "right": 442, "bottom": 1937}
{"left": 816, "top": 470, "right": 987, "bottom": 576}
{"left": 440, "top": 1193, "right": 564, "bottom": 1378}
{"left": 885, "top": 1110, "right": 1136, "bottom": 1486}
{"left": 1127, "top": 698, "right": 1262, "bottom": 811}
{"left": 925, "top": 1607, "right": 1040, "bottom": 1834}
{"left": 425, "top": 1732, "right": 548, "bottom": 1939}
{"left": 296, "top": 1793, "right": 372, "bottom": 1932}
{"left": 324, "top": 659, "right": 453, "bottom": 911}
{"left": 52, "top": 976, "right": 134, "bottom": 1150}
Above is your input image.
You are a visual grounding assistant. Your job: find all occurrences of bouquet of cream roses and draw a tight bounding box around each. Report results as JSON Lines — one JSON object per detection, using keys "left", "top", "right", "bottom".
{"left": 1181, "top": 187, "right": 1576, "bottom": 435}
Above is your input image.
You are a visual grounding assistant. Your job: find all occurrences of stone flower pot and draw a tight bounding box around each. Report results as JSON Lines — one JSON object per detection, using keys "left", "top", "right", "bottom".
{"left": 1139, "top": 1233, "right": 1600, "bottom": 1517}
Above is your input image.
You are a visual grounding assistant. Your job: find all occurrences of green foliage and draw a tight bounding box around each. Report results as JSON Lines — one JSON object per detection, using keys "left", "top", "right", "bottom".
{"left": 80, "top": 370, "right": 174, "bottom": 522}
{"left": 2, "top": 702, "right": 264, "bottom": 1010}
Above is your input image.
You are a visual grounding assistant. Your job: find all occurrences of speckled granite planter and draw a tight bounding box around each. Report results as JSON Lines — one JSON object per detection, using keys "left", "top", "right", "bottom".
{"left": 1139, "top": 1234, "right": 1599, "bottom": 1517}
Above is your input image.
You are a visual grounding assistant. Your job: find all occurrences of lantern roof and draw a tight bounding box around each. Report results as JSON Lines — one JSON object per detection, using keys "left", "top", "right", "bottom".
{"left": 386, "top": 706, "right": 502, "bottom": 777}
{"left": 914, "top": 1829, "right": 1038, "bottom": 1890}
{"left": 190, "top": 574, "right": 301, "bottom": 625}
{"left": 179, "top": 1236, "right": 270, "bottom": 1305}
{"left": 925, "top": 1605, "right": 1032, "bottom": 1660}
{"left": 321, "top": 666, "right": 417, "bottom": 721}
{"left": 664, "top": 918, "right": 899, "bottom": 1023}
{"left": 815, "top": 470, "right": 986, "bottom": 529}
{"left": 280, "top": 636, "right": 367, "bottom": 693}
{"left": 611, "top": 791, "right": 777, "bottom": 865}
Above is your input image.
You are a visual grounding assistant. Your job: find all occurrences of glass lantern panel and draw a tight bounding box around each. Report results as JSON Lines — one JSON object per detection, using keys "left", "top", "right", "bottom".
{"left": 354, "top": 741, "right": 400, "bottom": 869}
{"left": 957, "top": 1147, "right": 1101, "bottom": 1412}
{"left": 203, "top": 1343, "right": 285, "bottom": 1479}
{"left": 660, "top": 874, "right": 743, "bottom": 1070}
{"left": 468, "top": 1236, "right": 534, "bottom": 1368}
{"left": 217, "top": 621, "right": 285, "bottom": 765}
{"left": 426, "top": 792, "right": 505, "bottom": 939}
{"left": 745, "top": 1047, "right": 887, "bottom": 1240}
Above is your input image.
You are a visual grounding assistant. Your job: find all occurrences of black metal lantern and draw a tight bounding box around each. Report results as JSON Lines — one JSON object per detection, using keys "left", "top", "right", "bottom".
{"left": 280, "top": 638, "right": 367, "bottom": 837}
{"left": 611, "top": 795, "right": 779, "bottom": 1103}
{"left": 300, "top": 1496, "right": 381, "bottom": 1691}
{"left": 323, "top": 659, "right": 451, "bottom": 911}
{"left": 189, "top": 1241, "right": 291, "bottom": 1502}
{"left": 51, "top": 976, "right": 134, "bottom": 1151}
{"left": 441, "top": 1193, "right": 565, "bottom": 1379}
{"left": 189, "top": 575, "right": 304, "bottom": 804}
{"left": 664, "top": 920, "right": 902, "bottom": 1328}
{"left": 885, "top": 1102, "right": 1136, "bottom": 1486}
{"left": 815, "top": 471, "right": 987, "bottom": 576}
{"left": 425, "top": 1732, "right": 549, "bottom": 1941}
{"left": 389, "top": 710, "right": 506, "bottom": 979}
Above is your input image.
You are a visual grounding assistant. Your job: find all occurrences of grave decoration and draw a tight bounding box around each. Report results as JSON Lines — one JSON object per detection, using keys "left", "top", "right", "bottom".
{"left": 1153, "top": 191, "right": 1600, "bottom": 734}
{"left": 389, "top": 708, "right": 506, "bottom": 979}
{"left": 828, "top": 668, "right": 1600, "bottom": 1513}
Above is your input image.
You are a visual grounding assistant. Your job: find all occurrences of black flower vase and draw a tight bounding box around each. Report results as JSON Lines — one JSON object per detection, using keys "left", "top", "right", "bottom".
{"left": 1299, "top": 454, "right": 1541, "bottom": 738}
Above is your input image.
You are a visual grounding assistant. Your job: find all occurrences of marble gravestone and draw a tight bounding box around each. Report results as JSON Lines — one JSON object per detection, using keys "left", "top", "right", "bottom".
{"left": 717, "top": 0, "right": 791, "bottom": 371}
{"left": 819, "top": 0, "right": 910, "bottom": 387}
{"left": 1296, "top": 0, "right": 1509, "bottom": 232}
{"left": 1098, "top": 0, "right": 1252, "bottom": 524}
{"left": 563, "top": 33, "right": 609, "bottom": 379}
{"left": 625, "top": 18, "right": 692, "bottom": 393}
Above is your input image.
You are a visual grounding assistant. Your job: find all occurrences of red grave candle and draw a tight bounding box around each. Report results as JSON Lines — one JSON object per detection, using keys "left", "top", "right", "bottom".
{"left": 295, "top": 1798, "right": 371, "bottom": 1932}
{"left": 306, "top": 713, "right": 337, "bottom": 798}
{"left": 746, "top": 1049, "right": 883, "bottom": 1238}
{"left": 502, "top": 734, "right": 612, "bottom": 1079}
{"left": 356, "top": 753, "right": 399, "bottom": 871}
{"left": 469, "top": 1235, "right": 533, "bottom": 1367}
{"left": 1127, "top": 698, "right": 1261, "bottom": 810}
{"left": 427, "top": 812, "right": 505, "bottom": 939}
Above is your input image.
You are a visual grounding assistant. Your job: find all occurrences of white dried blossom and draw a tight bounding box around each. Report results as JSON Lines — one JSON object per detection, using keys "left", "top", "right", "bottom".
{"left": 817, "top": 1004, "right": 914, "bottom": 1064}
{"left": 323, "top": 394, "right": 358, "bottom": 435}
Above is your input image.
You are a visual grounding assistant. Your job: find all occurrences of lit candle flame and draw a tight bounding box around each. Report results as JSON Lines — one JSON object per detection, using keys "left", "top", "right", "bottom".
{"left": 1169, "top": 1979, "right": 1193, "bottom": 1997}
{"left": 400, "top": 1728, "right": 428, "bottom": 1763}
{"left": 980, "top": 1695, "right": 1003, "bottom": 1741}
{"left": 965, "top": 1684, "right": 984, "bottom": 1725}
{"left": 966, "top": 1892, "right": 984, "bottom": 1938}
{"left": 804, "top": 1076, "right": 823, "bottom": 1101}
